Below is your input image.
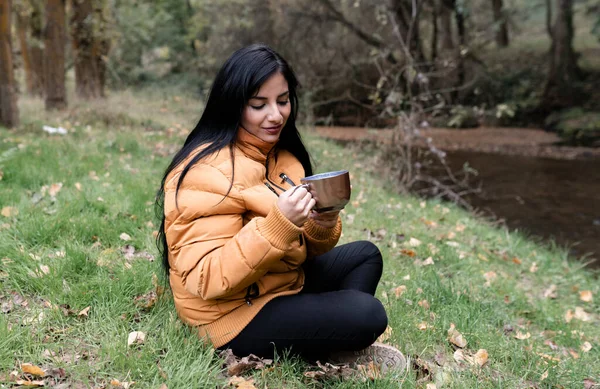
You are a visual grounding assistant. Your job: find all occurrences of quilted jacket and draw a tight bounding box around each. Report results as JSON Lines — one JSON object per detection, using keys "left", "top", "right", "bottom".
{"left": 163, "top": 128, "right": 342, "bottom": 347}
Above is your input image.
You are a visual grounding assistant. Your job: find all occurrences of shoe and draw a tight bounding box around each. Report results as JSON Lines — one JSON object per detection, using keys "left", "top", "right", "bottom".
{"left": 328, "top": 342, "right": 407, "bottom": 374}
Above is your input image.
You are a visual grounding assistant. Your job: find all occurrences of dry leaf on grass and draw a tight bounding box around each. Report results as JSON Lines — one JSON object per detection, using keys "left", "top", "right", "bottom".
{"left": 119, "top": 233, "right": 132, "bottom": 241}
{"left": 483, "top": 271, "right": 497, "bottom": 287}
{"left": 400, "top": 249, "right": 416, "bottom": 257}
{"left": 529, "top": 262, "right": 538, "bottom": 273}
{"left": 1, "top": 206, "right": 18, "bottom": 218}
{"left": 584, "top": 378, "right": 598, "bottom": 389}
{"left": 453, "top": 349, "right": 489, "bottom": 367}
{"left": 127, "top": 331, "right": 146, "bottom": 347}
{"left": 407, "top": 238, "right": 422, "bottom": 247}
{"left": 304, "top": 361, "right": 356, "bottom": 381}
{"left": 581, "top": 342, "right": 593, "bottom": 352}
{"left": 219, "top": 349, "right": 273, "bottom": 376}
{"left": 574, "top": 307, "right": 593, "bottom": 322}
{"left": 579, "top": 291, "right": 593, "bottom": 303}
{"left": 228, "top": 376, "right": 257, "bottom": 389}
{"left": 110, "top": 379, "right": 135, "bottom": 388}
{"left": 514, "top": 331, "right": 531, "bottom": 340}
{"left": 447, "top": 323, "right": 467, "bottom": 348}
{"left": 78, "top": 306, "right": 91, "bottom": 317}
{"left": 543, "top": 284, "right": 558, "bottom": 299}
{"left": 48, "top": 183, "right": 63, "bottom": 197}
{"left": 21, "top": 363, "right": 45, "bottom": 377}
{"left": 393, "top": 285, "right": 407, "bottom": 298}
{"left": 541, "top": 370, "right": 549, "bottom": 380}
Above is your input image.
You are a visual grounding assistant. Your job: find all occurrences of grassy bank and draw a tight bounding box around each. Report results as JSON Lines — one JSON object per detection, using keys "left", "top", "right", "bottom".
{"left": 1, "top": 90, "right": 599, "bottom": 389}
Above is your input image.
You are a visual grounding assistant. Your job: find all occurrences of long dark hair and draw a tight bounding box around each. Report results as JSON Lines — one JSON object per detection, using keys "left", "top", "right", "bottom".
{"left": 155, "top": 43, "right": 313, "bottom": 276}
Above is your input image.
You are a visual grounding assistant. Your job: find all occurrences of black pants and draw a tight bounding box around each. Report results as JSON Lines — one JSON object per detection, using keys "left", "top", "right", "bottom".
{"left": 219, "top": 241, "right": 388, "bottom": 360}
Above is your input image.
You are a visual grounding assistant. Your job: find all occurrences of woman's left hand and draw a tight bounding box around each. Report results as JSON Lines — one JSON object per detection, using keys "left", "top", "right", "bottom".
{"left": 309, "top": 210, "right": 340, "bottom": 228}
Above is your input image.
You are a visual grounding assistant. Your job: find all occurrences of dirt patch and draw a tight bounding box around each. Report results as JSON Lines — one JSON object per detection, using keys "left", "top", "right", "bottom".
{"left": 313, "top": 126, "right": 600, "bottom": 160}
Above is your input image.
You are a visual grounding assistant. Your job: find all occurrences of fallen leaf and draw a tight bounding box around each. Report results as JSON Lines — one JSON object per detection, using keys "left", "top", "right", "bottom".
{"left": 447, "top": 323, "right": 467, "bottom": 348}
{"left": 358, "top": 361, "right": 381, "bottom": 380}
{"left": 584, "top": 378, "right": 598, "bottom": 389}
{"left": 417, "top": 322, "right": 431, "bottom": 330}
{"left": 581, "top": 341, "right": 592, "bottom": 352}
{"left": 473, "top": 349, "right": 489, "bottom": 367}
{"left": 541, "top": 370, "right": 549, "bottom": 380}
{"left": 110, "top": 379, "right": 135, "bottom": 388}
{"left": 228, "top": 376, "right": 257, "bottom": 388}
{"left": 21, "top": 363, "right": 45, "bottom": 377}
{"left": 120, "top": 233, "right": 132, "bottom": 241}
{"left": 400, "top": 249, "right": 416, "bottom": 257}
{"left": 408, "top": 238, "right": 422, "bottom": 247}
{"left": 393, "top": 285, "right": 407, "bottom": 298}
{"left": 127, "top": 331, "right": 146, "bottom": 346}
{"left": 529, "top": 262, "right": 538, "bottom": 273}
{"left": 426, "top": 384, "right": 437, "bottom": 389}
{"left": 568, "top": 348, "right": 580, "bottom": 359}
{"left": 514, "top": 331, "right": 531, "bottom": 340}
{"left": 134, "top": 291, "right": 158, "bottom": 310}
{"left": 15, "top": 380, "right": 45, "bottom": 387}
{"left": 39, "top": 265, "right": 50, "bottom": 275}
{"left": 1, "top": 206, "right": 18, "bottom": 218}
{"left": 48, "top": 183, "right": 63, "bottom": 197}
{"left": 483, "top": 271, "right": 497, "bottom": 287}
{"left": 574, "top": 307, "right": 592, "bottom": 322}
{"left": 512, "top": 257, "right": 522, "bottom": 265}
{"left": 579, "top": 290, "right": 593, "bottom": 303}
{"left": 418, "top": 300, "right": 430, "bottom": 310}
{"left": 422, "top": 257, "right": 435, "bottom": 266}
{"left": 74, "top": 182, "right": 82, "bottom": 191}
{"left": 544, "top": 339, "right": 559, "bottom": 350}
{"left": 446, "top": 241, "right": 460, "bottom": 247}
{"left": 78, "top": 306, "right": 91, "bottom": 317}
{"left": 565, "top": 309, "right": 575, "bottom": 323}
{"left": 543, "top": 284, "right": 558, "bottom": 299}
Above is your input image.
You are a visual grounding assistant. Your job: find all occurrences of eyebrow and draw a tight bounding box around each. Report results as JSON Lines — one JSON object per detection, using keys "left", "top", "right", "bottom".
{"left": 250, "top": 91, "right": 289, "bottom": 100}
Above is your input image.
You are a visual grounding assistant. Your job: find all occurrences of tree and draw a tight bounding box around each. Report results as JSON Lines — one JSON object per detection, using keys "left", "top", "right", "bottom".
{"left": 71, "top": 0, "right": 102, "bottom": 98}
{"left": 44, "top": 0, "right": 67, "bottom": 110}
{"left": 14, "top": 0, "right": 35, "bottom": 95}
{"left": 29, "top": 0, "right": 44, "bottom": 96}
{"left": 491, "top": 0, "right": 509, "bottom": 47}
{"left": 541, "top": 0, "right": 582, "bottom": 109}
{"left": 0, "top": 0, "right": 20, "bottom": 127}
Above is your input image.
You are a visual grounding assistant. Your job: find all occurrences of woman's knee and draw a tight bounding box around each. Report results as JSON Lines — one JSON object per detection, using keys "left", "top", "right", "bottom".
{"left": 357, "top": 240, "right": 383, "bottom": 265}
{"left": 346, "top": 290, "right": 388, "bottom": 336}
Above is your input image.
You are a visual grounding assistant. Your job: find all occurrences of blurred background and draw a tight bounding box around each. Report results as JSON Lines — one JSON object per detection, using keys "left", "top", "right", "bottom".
{"left": 1, "top": 0, "right": 599, "bottom": 265}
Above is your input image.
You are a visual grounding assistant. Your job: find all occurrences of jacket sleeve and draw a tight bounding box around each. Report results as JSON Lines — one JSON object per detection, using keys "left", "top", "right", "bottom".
{"left": 164, "top": 164, "right": 302, "bottom": 300}
{"left": 303, "top": 216, "right": 342, "bottom": 258}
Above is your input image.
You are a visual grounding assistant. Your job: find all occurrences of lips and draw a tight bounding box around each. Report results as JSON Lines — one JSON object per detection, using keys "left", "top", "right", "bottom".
{"left": 263, "top": 125, "right": 282, "bottom": 135}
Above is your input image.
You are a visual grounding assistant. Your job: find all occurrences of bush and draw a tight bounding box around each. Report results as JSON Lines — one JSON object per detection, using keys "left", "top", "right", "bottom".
{"left": 545, "top": 108, "right": 600, "bottom": 146}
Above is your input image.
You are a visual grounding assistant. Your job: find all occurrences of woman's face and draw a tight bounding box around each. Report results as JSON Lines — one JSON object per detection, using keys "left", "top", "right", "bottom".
{"left": 240, "top": 72, "right": 291, "bottom": 143}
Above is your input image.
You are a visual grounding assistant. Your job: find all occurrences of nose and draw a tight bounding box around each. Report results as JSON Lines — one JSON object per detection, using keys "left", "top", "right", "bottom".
{"left": 267, "top": 103, "right": 284, "bottom": 123}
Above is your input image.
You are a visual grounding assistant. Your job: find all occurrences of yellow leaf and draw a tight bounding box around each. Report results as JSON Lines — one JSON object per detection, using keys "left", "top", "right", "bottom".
{"left": 48, "top": 183, "right": 63, "bottom": 197}
{"left": 120, "top": 233, "right": 132, "bottom": 241}
{"left": 78, "top": 306, "right": 91, "bottom": 317}
{"left": 127, "top": 331, "right": 146, "bottom": 346}
{"left": 514, "top": 331, "right": 531, "bottom": 340}
{"left": 581, "top": 341, "right": 592, "bottom": 352}
{"left": 21, "top": 363, "right": 45, "bottom": 377}
{"left": 473, "top": 349, "right": 489, "bottom": 367}
{"left": 565, "top": 309, "right": 575, "bottom": 323}
{"left": 574, "top": 307, "right": 592, "bottom": 322}
{"left": 447, "top": 323, "right": 467, "bottom": 348}
{"left": 579, "top": 290, "right": 593, "bottom": 303}
{"left": 417, "top": 322, "right": 430, "bottom": 330}
{"left": 529, "top": 262, "right": 538, "bottom": 273}
{"left": 1, "top": 206, "right": 18, "bottom": 218}
{"left": 393, "top": 285, "right": 407, "bottom": 298}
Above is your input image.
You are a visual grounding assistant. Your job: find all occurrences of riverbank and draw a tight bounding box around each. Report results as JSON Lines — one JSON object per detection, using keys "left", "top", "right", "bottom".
{"left": 1, "top": 90, "right": 598, "bottom": 388}
{"left": 313, "top": 126, "right": 600, "bottom": 160}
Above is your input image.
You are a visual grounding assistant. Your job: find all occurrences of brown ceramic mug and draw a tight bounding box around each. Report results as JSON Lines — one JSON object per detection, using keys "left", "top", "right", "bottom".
{"left": 300, "top": 170, "right": 351, "bottom": 213}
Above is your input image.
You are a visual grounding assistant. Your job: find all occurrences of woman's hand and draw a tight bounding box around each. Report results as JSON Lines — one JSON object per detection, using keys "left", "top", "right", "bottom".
{"left": 309, "top": 210, "right": 340, "bottom": 228}
{"left": 277, "top": 185, "right": 317, "bottom": 227}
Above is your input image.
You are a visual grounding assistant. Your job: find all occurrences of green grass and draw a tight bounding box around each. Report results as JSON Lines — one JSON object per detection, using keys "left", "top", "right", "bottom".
{"left": 1, "top": 89, "right": 599, "bottom": 388}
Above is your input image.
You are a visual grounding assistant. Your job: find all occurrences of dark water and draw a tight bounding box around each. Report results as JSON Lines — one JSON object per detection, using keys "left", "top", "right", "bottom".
{"left": 444, "top": 151, "right": 600, "bottom": 267}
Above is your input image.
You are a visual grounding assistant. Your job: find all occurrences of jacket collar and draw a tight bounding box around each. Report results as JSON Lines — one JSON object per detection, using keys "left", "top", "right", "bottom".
{"left": 236, "top": 128, "right": 276, "bottom": 164}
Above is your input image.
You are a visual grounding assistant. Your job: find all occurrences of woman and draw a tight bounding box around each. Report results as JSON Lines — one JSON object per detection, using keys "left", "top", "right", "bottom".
{"left": 156, "top": 44, "right": 405, "bottom": 371}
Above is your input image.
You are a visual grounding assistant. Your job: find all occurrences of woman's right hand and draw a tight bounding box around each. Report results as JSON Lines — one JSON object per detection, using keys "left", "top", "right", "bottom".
{"left": 277, "top": 185, "right": 316, "bottom": 227}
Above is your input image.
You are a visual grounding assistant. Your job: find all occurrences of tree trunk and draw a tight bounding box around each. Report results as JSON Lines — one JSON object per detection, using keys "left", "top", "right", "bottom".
{"left": 431, "top": 3, "right": 438, "bottom": 61}
{"left": 94, "top": 1, "right": 109, "bottom": 97}
{"left": 0, "top": 0, "right": 19, "bottom": 127}
{"left": 491, "top": 0, "right": 509, "bottom": 47}
{"left": 71, "top": 0, "right": 101, "bottom": 99}
{"left": 542, "top": 0, "right": 581, "bottom": 109}
{"left": 44, "top": 0, "right": 67, "bottom": 110}
{"left": 388, "top": 0, "right": 427, "bottom": 63}
{"left": 16, "top": 9, "right": 35, "bottom": 95}
{"left": 29, "top": 0, "right": 45, "bottom": 97}
{"left": 439, "top": 0, "right": 454, "bottom": 49}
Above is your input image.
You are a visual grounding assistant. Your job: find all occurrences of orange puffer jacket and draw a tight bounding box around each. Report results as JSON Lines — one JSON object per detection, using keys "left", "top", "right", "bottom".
{"left": 163, "top": 129, "right": 342, "bottom": 348}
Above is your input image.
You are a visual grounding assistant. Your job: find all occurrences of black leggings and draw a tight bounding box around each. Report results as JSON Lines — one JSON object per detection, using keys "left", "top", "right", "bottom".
{"left": 219, "top": 241, "right": 387, "bottom": 360}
